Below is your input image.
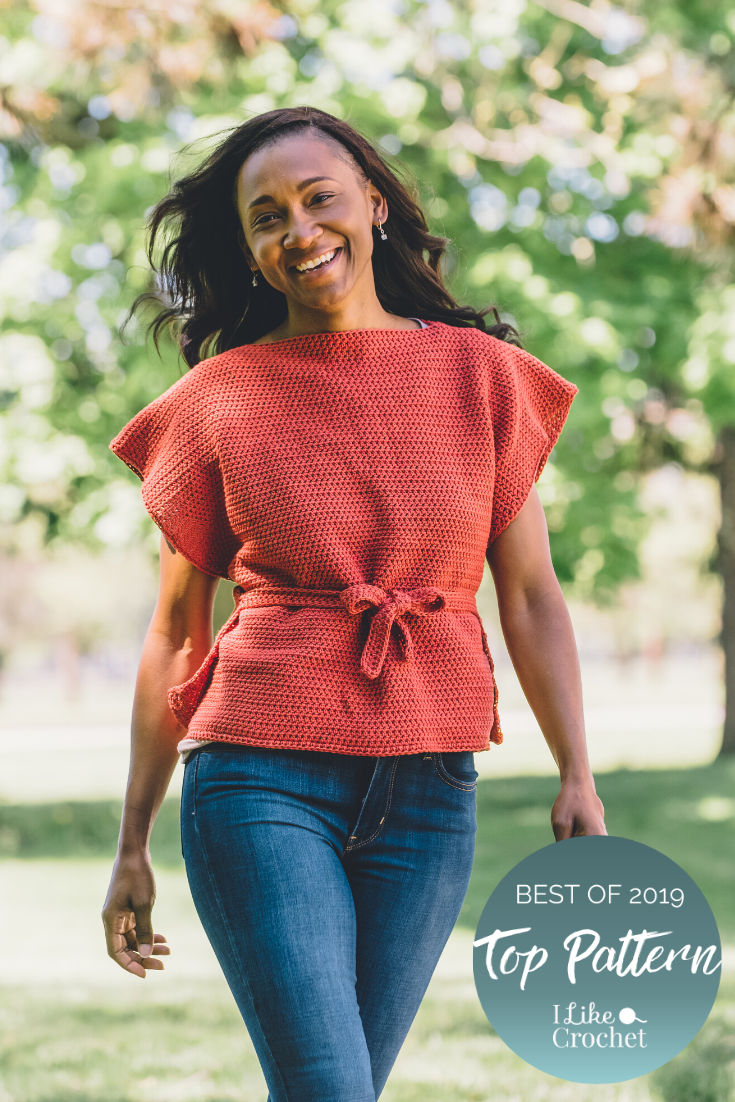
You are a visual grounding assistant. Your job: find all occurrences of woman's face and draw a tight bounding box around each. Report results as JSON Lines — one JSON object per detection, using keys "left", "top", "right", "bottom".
{"left": 235, "top": 132, "right": 388, "bottom": 313}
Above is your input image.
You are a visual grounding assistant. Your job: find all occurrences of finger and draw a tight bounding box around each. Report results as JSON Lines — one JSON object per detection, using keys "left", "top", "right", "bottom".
{"left": 105, "top": 911, "right": 140, "bottom": 969}
{"left": 121, "top": 944, "right": 165, "bottom": 975}
{"left": 106, "top": 916, "right": 152, "bottom": 976}
{"left": 152, "top": 943, "right": 171, "bottom": 956}
{"left": 141, "top": 955, "right": 165, "bottom": 970}
{"left": 123, "top": 944, "right": 166, "bottom": 974}
{"left": 133, "top": 904, "right": 154, "bottom": 958}
{"left": 111, "top": 940, "right": 145, "bottom": 974}
{"left": 114, "top": 943, "right": 147, "bottom": 978}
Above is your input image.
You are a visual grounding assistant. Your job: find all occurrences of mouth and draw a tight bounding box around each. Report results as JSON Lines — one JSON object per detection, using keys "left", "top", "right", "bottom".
{"left": 292, "top": 247, "right": 342, "bottom": 276}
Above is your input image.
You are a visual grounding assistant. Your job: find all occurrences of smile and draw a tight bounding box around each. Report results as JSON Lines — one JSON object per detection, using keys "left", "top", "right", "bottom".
{"left": 293, "top": 248, "right": 341, "bottom": 274}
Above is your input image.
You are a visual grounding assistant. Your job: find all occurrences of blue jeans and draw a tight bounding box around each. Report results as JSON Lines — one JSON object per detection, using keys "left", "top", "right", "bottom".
{"left": 180, "top": 745, "right": 478, "bottom": 1102}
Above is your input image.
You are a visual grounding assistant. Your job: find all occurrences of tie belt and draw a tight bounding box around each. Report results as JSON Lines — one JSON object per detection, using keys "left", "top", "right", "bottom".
{"left": 168, "top": 582, "right": 493, "bottom": 727}
{"left": 232, "top": 582, "right": 484, "bottom": 679}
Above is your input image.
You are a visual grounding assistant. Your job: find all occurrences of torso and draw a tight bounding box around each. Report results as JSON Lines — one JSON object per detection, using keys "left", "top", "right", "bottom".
{"left": 111, "top": 321, "right": 576, "bottom": 758}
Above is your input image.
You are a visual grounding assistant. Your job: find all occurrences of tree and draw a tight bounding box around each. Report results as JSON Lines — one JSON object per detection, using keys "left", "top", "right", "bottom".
{"left": 592, "top": 1, "right": 735, "bottom": 753}
{"left": 0, "top": 0, "right": 731, "bottom": 743}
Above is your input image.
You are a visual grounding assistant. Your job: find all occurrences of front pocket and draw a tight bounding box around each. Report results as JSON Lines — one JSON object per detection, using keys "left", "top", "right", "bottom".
{"left": 434, "top": 751, "right": 478, "bottom": 791}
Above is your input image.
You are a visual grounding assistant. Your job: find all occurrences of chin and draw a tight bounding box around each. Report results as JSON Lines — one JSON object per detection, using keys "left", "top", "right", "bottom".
{"left": 297, "top": 284, "right": 351, "bottom": 311}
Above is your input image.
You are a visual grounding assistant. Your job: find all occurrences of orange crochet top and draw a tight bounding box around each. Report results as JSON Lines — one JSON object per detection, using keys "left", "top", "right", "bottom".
{"left": 110, "top": 321, "right": 576, "bottom": 756}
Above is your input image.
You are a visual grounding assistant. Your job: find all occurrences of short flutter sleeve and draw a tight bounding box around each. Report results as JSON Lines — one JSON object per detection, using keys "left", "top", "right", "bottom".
{"left": 110, "top": 374, "right": 236, "bottom": 578}
{"left": 487, "top": 341, "right": 577, "bottom": 545}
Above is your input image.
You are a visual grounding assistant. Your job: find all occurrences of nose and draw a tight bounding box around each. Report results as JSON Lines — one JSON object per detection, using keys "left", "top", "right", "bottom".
{"left": 283, "top": 207, "right": 322, "bottom": 251}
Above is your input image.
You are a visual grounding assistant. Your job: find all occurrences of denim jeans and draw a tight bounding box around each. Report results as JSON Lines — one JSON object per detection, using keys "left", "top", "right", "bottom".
{"left": 180, "top": 745, "right": 478, "bottom": 1102}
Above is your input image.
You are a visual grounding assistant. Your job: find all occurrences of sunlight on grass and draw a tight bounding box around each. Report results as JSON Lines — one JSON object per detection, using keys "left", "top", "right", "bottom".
{"left": 1, "top": 760, "right": 734, "bottom": 1101}
{"left": 1, "top": 859, "right": 733, "bottom": 1102}
{"left": 3, "top": 970, "right": 733, "bottom": 1101}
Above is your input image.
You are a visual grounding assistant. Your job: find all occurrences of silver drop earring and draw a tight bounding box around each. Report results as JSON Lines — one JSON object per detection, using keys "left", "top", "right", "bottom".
{"left": 377, "top": 220, "right": 388, "bottom": 241}
{"left": 252, "top": 271, "right": 259, "bottom": 287}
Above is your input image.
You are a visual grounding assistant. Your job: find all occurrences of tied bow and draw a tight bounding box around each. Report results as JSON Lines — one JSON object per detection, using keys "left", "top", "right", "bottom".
{"left": 339, "top": 584, "right": 447, "bottom": 680}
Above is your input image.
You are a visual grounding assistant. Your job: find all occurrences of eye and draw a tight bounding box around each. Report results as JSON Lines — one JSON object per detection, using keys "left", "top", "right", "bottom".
{"left": 311, "top": 192, "right": 333, "bottom": 204}
{"left": 253, "top": 212, "right": 279, "bottom": 227}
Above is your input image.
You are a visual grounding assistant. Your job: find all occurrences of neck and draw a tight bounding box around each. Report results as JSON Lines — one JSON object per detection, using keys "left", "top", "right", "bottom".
{"left": 285, "top": 300, "right": 397, "bottom": 338}
{"left": 260, "top": 272, "right": 416, "bottom": 343}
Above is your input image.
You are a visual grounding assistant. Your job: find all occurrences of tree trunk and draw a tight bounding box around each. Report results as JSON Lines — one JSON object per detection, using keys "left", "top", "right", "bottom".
{"left": 717, "top": 426, "right": 735, "bottom": 755}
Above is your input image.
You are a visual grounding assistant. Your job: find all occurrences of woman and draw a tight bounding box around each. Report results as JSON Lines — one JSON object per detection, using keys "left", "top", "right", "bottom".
{"left": 102, "top": 106, "right": 606, "bottom": 1102}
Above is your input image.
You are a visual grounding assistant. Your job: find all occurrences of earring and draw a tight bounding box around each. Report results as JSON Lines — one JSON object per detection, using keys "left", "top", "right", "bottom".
{"left": 252, "top": 271, "right": 259, "bottom": 287}
{"left": 377, "top": 220, "right": 388, "bottom": 241}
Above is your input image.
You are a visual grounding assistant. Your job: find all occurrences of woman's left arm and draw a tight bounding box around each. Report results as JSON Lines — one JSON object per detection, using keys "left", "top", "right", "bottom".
{"left": 486, "top": 485, "right": 607, "bottom": 839}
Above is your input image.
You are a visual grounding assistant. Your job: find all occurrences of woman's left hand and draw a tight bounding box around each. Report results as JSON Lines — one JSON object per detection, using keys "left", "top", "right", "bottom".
{"left": 551, "top": 776, "right": 607, "bottom": 839}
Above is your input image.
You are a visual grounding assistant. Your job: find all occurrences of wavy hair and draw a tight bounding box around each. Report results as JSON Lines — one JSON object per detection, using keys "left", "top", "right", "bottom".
{"left": 133, "top": 106, "right": 520, "bottom": 366}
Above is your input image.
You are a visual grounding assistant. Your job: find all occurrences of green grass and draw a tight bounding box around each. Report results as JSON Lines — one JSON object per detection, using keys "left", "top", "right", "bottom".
{"left": 0, "top": 982, "right": 265, "bottom": 1102}
{"left": 0, "top": 799, "right": 182, "bottom": 864}
{"left": 3, "top": 760, "right": 734, "bottom": 937}
{"left": 464, "top": 759, "right": 735, "bottom": 940}
{"left": 1, "top": 972, "right": 732, "bottom": 1102}
{"left": 1, "top": 758, "right": 734, "bottom": 1102}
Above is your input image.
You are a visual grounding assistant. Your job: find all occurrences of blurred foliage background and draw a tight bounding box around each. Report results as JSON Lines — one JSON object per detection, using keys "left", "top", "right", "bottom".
{"left": 2, "top": 0, "right": 735, "bottom": 749}
{"left": 1, "top": 4, "right": 735, "bottom": 1100}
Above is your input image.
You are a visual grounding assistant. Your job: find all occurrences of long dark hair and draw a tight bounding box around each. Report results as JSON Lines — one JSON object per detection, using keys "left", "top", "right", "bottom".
{"left": 133, "top": 106, "right": 520, "bottom": 367}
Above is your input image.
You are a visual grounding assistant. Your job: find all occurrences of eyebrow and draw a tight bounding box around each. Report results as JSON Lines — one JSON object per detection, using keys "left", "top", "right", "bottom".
{"left": 247, "top": 176, "right": 340, "bottom": 211}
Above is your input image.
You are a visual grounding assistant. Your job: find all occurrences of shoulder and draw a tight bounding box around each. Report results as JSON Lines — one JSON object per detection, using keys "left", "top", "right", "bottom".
{"left": 422, "top": 322, "right": 539, "bottom": 381}
{"left": 110, "top": 344, "right": 271, "bottom": 462}
{"left": 110, "top": 357, "right": 227, "bottom": 476}
{"left": 424, "top": 321, "right": 523, "bottom": 362}
{"left": 438, "top": 324, "right": 576, "bottom": 396}
{"left": 423, "top": 324, "right": 577, "bottom": 426}
{"left": 157, "top": 346, "right": 254, "bottom": 401}
{"left": 127, "top": 346, "right": 260, "bottom": 428}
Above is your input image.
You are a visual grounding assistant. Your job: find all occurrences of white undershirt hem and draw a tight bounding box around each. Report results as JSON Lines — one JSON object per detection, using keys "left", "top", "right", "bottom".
{"left": 177, "top": 738, "right": 212, "bottom": 763}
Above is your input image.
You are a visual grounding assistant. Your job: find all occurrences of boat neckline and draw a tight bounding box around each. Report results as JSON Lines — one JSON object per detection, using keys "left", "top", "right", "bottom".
{"left": 244, "top": 319, "right": 435, "bottom": 349}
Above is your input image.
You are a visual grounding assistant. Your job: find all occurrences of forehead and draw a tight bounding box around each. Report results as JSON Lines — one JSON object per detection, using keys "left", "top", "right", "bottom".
{"left": 237, "top": 132, "right": 361, "bottom": 198}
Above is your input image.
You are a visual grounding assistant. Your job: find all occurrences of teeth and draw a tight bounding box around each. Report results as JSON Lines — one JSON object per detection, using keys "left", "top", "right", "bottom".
{"left": 295, "top": 249, "right": 336, "bottom": 272}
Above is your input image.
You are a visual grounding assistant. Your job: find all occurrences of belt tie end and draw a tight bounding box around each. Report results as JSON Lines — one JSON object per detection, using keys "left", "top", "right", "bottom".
{"left": 339, "top": 584, "right": 446, "bottom": 679}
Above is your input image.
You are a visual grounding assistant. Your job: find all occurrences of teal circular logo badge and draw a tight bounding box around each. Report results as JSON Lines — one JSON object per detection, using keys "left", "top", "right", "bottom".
{"left": 473, "top": 836, "right": 721, "bottom": 1083}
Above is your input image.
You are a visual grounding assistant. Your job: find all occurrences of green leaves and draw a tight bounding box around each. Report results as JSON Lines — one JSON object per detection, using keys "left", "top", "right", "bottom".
{"left": 1, "top": 0, "right": 732, "bottom": 598}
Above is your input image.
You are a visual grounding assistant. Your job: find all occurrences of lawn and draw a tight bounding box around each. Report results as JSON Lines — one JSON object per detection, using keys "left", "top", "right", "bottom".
{"left": 1, "top": 761, "right": 733, "bottom": 1102}
{"left": 3, "top": 759, "right": 734, "bottom": 937}
{"left": 465, "top": 759, "right": 735, "bottom": 940}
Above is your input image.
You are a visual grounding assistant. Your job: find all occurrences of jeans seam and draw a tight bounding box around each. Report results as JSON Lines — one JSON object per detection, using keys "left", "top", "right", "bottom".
{"left": 187, "top": 753, "right": 291, "bottom": 1102}
{"left": 433, "top": 753, "right": 477, "bottom": 792}
{"left": 343, "top": 758, "right": 399, "bottom": 852}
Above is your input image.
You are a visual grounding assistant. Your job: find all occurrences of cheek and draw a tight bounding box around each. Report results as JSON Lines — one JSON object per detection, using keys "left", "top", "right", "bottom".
{"left": 250, "top": 233, "right": 272, "bottom": 255}
{"left": 254, "top": 237, "right": 285, "bottom": 269}
{"left": 345, "top": 218, "right": 374, "bottom": 263}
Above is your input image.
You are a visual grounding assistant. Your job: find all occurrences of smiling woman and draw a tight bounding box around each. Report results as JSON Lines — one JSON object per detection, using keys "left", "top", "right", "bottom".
{"left": 235, "top": 134, "right": 404, "bottom": 341}
{"left": 132, "top": 106, "right": 518, "bottom": 358}
{"left": 104, "top": 106, "right": 606, "bottom": 1102}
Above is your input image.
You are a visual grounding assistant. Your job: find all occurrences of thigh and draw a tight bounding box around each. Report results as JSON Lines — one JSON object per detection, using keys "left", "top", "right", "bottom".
{"left": 181, "top": 747, "right": 378, "bottom": 1102}
{"left": 344, "top": 751, "right": 478, "bottom": 1099}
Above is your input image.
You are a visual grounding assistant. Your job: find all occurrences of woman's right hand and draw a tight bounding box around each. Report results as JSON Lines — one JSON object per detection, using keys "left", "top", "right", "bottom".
{"left": 102, "top": 853, "right": 170, "bottom": 978}
{"left": 101, "top": 536, "right": 217, "bottom": 978}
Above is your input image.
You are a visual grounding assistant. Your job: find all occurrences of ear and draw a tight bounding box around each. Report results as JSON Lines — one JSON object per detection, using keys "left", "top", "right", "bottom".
{"left": 368, "top": 182, "right": 388, "bottom": 227}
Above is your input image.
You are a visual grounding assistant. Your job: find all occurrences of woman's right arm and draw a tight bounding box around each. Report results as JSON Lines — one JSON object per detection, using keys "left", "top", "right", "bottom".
{"left": 102, "top": 535, "right": 219, "bottom": 978}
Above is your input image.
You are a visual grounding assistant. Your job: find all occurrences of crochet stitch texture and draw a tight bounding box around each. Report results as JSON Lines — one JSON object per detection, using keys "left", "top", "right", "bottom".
{"left": 110, "top": 321, "right": 577, "bottom": 755}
